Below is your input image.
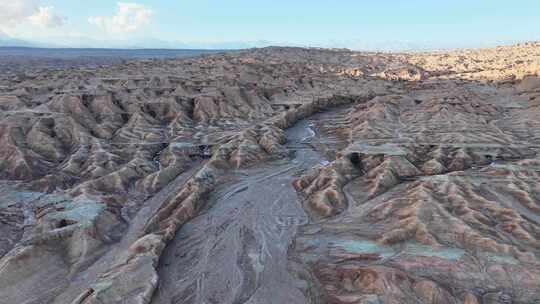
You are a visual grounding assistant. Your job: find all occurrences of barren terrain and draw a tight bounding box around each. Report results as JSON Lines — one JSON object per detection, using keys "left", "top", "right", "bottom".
{"left": 1, "top": 43, "right": 540, "bottom": 304}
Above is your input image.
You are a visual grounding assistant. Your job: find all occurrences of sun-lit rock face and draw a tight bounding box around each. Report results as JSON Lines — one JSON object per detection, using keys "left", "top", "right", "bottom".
{"left": 0, "top": 43, "right": 540, "bottom": 304}
{"left": 407, "top": 42, "right": 540, "bottom": 81}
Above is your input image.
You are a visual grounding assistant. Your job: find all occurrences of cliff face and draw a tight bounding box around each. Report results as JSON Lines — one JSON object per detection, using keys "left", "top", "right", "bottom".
{"left": 0, "top": 44, "right": 539, "bottom": 304}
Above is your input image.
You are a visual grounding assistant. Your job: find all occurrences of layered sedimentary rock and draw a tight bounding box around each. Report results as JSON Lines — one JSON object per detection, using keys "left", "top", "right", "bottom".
{"left": 0, "top": 44, "right": 539, "bottom": 304}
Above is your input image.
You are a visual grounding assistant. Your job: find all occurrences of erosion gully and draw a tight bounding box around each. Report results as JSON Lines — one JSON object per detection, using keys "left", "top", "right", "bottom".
{"left": 151, "top": 108, "right": 349, "bottom": 304}
{"left": 50, "top": 165, "right": 204, "bottom": 304}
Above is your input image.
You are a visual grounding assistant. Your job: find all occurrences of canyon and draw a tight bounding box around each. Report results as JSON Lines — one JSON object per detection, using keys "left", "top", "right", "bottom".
{"left": 0, "top": 43, "right": 540, "bottom": 304}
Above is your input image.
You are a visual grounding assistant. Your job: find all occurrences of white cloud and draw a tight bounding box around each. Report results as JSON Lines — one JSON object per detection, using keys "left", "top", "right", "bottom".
{"left": 0, "top": 0, "right": 37, "bottom": 26}
{"left": 89, "top": 2, "right": 153, "bottom": 34}
{"left": 28, "top": 6, "right": 66, "bottom": 28}
{"left": 0, "top": 0, "right": 65, "bottom": 31}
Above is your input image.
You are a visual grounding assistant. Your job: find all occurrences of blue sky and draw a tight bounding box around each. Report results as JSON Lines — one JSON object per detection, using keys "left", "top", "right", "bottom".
{"left": 1, "top": 0, "right": 540, "bottom": 49}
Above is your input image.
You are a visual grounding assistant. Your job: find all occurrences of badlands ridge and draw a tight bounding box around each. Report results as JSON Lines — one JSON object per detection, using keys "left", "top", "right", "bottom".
{"left": 0, "top": 43, "right": 540, "bottom": 304}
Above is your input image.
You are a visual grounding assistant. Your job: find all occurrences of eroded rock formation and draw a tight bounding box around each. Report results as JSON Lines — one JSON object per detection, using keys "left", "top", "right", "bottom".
{"left": 0, "top": 44, "right": 539, "bottom": 304}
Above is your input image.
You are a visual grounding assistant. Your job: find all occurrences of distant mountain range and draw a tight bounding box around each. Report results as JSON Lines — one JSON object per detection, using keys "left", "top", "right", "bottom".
{"left": 0, "top": 31, "right": 37, "bottom": 48}
{"left": 0, "top": 32, "right": 272, "bottom": 50}
{"left": 0, "top": 31, "right": 527, "bottom": 52}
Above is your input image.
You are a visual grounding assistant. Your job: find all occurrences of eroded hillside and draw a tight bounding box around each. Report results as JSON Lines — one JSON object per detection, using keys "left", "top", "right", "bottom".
{"left": 0, "top": 44, "right": 539, "bottom": 304}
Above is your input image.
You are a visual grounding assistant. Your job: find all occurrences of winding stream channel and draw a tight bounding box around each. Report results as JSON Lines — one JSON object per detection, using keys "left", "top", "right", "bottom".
{"left": 151, "top": 110, "right": 347, "bottom": 304}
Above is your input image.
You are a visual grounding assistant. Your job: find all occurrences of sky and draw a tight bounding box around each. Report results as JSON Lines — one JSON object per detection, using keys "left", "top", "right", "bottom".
{"left": 1, "top": 0, "right": 540, "bottom": 50}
